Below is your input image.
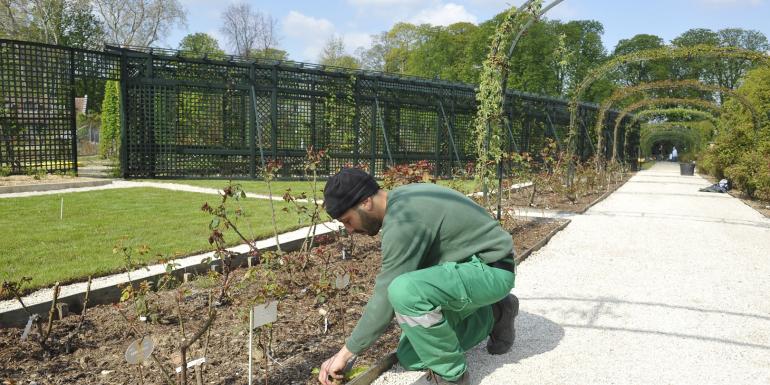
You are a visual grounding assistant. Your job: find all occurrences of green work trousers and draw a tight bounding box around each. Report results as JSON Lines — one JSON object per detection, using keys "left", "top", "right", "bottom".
{"left": 387, "top": 256, "right": 515, "bottom": 381}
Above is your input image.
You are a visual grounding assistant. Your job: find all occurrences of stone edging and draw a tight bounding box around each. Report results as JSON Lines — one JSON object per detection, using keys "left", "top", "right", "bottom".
{"left": 347, "top": 352, "right": 399, "bottom": 385}
{"left": 0, "top": 179, "right": 113, "bottom": 194}
{"left": 0, "top": 222, "right": 341, "bottom": 328}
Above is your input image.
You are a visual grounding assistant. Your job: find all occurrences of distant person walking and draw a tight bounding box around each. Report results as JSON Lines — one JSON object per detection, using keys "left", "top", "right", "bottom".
{"left": 671, "top": 146, "right": 678, "bottom": 162}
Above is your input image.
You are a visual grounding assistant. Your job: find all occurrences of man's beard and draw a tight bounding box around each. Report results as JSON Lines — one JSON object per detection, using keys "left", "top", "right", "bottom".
{"left": 355, "top": 207, "right": 382, "bottom": 236}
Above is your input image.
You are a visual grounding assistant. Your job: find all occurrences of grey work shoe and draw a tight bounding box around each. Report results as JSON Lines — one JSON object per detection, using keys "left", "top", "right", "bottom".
{"left": 419, "top": 370, "right": 469, "bottom": 385}
{"left": 486, "top": 293, "right": 519, "bottom": 355}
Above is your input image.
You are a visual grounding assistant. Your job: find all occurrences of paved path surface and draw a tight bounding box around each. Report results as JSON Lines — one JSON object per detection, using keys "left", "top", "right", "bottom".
{"left": 374, "top": 162, "right": 770, "bottom": 385}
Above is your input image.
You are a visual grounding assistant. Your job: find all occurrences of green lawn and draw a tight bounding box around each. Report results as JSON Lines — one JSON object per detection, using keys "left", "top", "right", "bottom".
{"left": 0, "top": 188, "right": 304, "bottom": 291}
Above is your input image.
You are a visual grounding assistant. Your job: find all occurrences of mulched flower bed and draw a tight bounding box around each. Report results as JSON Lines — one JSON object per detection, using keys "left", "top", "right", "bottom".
{"left": 502, "top": 175, "right": 631, "bottom": 213}
{"left": 0, "top": 175, "right": 84, "bottom": 187}
{"left": 0, "top": 218, "right": 565, "bottom": 385}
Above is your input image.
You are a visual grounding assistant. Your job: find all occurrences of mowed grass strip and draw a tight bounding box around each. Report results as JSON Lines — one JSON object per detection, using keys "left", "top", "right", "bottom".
{"left": 0, "top": 188, "right": 303, "bottom": 291}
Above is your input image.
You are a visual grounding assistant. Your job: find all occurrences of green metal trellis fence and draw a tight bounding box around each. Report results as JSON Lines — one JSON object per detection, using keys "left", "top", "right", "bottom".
{"left": 0, "top": 39, "right": 638, "bottom": 178}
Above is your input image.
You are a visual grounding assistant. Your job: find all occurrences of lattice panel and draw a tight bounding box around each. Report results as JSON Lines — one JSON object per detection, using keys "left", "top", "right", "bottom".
{"left": 0, "top": 41, "right": 74, "bottom": 173}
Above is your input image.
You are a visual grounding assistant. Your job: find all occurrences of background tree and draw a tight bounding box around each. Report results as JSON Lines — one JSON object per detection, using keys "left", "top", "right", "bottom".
{"left": 92, "top": 0, "right": 186, "bottom": 46}
{"left": 318, "top": 35, "right": 360, "bottom": 68}
{"left": 252, "top": 47, "right": 288, "bottom": 60}
{"left": 711, "top": 28, "right": 770, "bottom": 102}
{"left": 178, "top": 32, "right": 224, "bottom": 57}
{"left": 671, "top": 28, "right": 769, "bottom": 103}
{"left": 0, "top": 0, "right": 104, "bottom": 49}
{"left": 611, "top": 34, "right": 670, "bottom": 87}
{"left": 671, "top": 28, "right": 720, "bottom": 98}
{"left": 355, "top": 31, "right": 389, "bottom": 71}
{"left": 99, "top": 80, "right": 120, "bottom": 159}
{"left": 220, "top": 2, "right": 280, "bottom": 58}
{"left": 555, "top": 20, "right": 611, "bottom": 101}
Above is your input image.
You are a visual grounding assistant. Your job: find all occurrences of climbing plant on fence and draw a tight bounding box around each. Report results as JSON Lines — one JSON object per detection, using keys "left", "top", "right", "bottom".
{"left": 473, "top": 0, "right": 543, "bottom": 198}
{"left": 567, "top": 45, "right": 770, "bottom": 156}
{"left": 611, "top": 98, "right": 721, "bottom": 163}
{"left": 594, "top": 79, "right": 762, "bottom": 161}
{"left": 624, "top": 108, "right": 718, "bottom": 157}
{"left": 640, "top": 121, "right": 713, "bottom": 158}
{"left": 630, "top": 108, "right": 718, "bottom": 127}
{"left": 472, "top": 0, "right": 568, "bottom": 213}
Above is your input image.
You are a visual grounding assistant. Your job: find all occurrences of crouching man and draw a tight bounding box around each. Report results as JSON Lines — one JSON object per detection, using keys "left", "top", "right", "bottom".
{"left": 318, "top": 168, "right": 518, "bottom": 385}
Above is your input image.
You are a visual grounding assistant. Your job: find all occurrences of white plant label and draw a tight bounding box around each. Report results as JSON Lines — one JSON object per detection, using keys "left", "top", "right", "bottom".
{"left": 125, "top": 336, "right": 155, "bottom": 365}
{"left": 335, "top": 273, "right": 350, "bottom": 290}
{"left": 20, "top": 315, "right": 35, "bottom": 341}
{"left": 175, "top": 357, "right": 206, "bottom": 373}
{"left": 251, "top": 301, "right": 278, "bottom": 329}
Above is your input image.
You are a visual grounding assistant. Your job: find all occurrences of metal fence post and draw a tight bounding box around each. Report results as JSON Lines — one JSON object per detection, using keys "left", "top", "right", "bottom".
{"left": 69, "top": 49, "right": 78, "bottom": 174}
{"left": 249, "top": 64, "right": 257, "bottom": 178}
{"left": 119, "top": 51, "right": 128, "bottom": 178}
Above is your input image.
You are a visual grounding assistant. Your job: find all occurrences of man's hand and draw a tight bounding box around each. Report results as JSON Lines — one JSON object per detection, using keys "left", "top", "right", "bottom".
{"left": 318, "top": 345, "right": 355, "bottom": 385}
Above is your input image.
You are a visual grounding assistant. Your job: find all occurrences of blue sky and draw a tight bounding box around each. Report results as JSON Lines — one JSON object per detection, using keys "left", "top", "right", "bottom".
{"left": 168, "top": 0, "right": 770, "bottom": 63}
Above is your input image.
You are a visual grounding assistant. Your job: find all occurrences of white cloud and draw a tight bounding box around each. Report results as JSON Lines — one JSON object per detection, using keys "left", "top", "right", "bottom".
{"left": 281, "top": 11, "right": 373, "bottom": 62}
{"left": 283, "top": 11, "right": 335, "bottom": 38}
{"left": 343, "top": 33, "right": 373, "bottom": 52}
{"left": 282, "top": 11, "right": 336, "bottom": 60}
{"left": 541, "top": 1, "right": 579, "bottom": 21}
{"left": 348, "top": 0, "right": 428, "bottom": 6}
{"left": 410, "top": 3, "right": 478, "bottom": 26}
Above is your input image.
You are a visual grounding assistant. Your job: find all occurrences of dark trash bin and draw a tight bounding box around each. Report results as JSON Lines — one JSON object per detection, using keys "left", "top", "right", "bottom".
{"left": 679, "top": 162, "right": 695, "bottom": 176}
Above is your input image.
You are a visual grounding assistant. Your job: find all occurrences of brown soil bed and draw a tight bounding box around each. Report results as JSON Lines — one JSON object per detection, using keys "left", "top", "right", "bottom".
{"left": 508, "top": 217, "right": 566, "bottom": 256}
{"left": 0, "top": 175, "right": 99, "bottom": 187}
{"left": 0, "top": 219, "right": 565, "bottom": 385}
{"left": 502, "top": 176, "right": 630, "bottom": 213}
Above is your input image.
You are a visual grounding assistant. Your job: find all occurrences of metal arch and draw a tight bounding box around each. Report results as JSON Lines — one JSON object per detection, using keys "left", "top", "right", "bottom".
{"left": 437, "top": 99, "right": 462, "bottom": 168}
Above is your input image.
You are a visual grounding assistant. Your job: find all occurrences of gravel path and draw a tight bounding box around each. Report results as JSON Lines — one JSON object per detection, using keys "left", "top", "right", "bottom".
{"left": 374, "top": 162, "right": 770, "bottom": 385}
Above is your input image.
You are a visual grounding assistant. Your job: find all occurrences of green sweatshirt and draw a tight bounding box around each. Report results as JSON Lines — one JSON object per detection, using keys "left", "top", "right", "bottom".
{"left": 345, "top": 183, "right": 514, "bottom": 354}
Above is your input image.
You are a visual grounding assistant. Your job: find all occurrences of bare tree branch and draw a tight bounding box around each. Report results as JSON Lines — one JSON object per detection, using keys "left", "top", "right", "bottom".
{"left": 92, "top": 0, "right": 186, "bottom": 46}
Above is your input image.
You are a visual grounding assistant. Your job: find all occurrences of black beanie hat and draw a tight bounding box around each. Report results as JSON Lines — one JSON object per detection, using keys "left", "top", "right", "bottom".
{"left": 324, "top": 168, "right": 380, "bottom": 219}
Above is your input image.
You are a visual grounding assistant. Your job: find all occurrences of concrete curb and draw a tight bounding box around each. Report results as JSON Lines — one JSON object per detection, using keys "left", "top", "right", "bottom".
{"left": 0, "top": 179, "right": 113, "bottom": 194}
{"left": 0, "top": 222, "right": 341, "bottom": 328}
{"left": 348, "top": 353, "right": 399, "bottom": 385}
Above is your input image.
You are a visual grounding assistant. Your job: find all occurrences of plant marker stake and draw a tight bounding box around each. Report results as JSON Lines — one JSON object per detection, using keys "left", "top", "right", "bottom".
{"left": 249, "top": 302, "right": 277, "bottom": 385}
{"left": 21, "top": 315, "right": 36, "bottom": 341}
{"left": 138, "top": 365, "right": 145, "bottom": 385}
{"left": 195, "top": 365, "right": 203, "bottom": 385}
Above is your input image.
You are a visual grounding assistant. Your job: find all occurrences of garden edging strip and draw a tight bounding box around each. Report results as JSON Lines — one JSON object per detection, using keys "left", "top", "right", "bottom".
{"left": 514, "top": 219, "right": 571, "bottom": 264}
{"left": 0, "top": 222, "right": 342, "bottom": 328}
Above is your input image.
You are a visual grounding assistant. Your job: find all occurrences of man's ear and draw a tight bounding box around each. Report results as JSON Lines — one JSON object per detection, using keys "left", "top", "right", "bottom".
{"left": 360, "top": 196, "right": 373, "bottom": 211}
